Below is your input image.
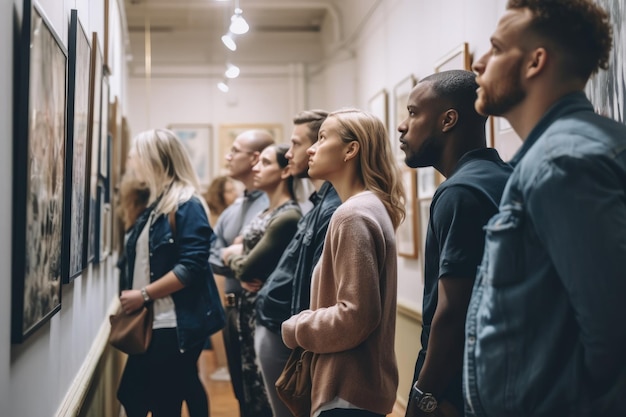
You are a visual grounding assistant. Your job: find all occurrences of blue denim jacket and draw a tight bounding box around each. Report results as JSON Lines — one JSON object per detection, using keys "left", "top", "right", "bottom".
{"left": 255, "top": 182, "right": 340, "bottom": 333}
{"left": 148, "top": 196, "right": 216, "bottom": 351}
{"left": 464, "top": 92, "right": 626, "bottom": 417}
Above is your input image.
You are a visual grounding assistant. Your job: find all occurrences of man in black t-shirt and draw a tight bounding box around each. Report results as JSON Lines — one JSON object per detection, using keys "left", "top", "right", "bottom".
{"left": 398, "top": 70, "right": 512, "bottom": 417}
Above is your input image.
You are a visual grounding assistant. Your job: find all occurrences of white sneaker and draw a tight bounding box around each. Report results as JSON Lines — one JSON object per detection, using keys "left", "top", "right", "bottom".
{"left": 210, "top": 366, "right": 231, "bottom": 381}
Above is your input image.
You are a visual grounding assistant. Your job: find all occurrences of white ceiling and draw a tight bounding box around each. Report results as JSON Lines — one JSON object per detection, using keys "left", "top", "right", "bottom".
{"left": 124, "top": 0, "right": 341, "bottom": 72}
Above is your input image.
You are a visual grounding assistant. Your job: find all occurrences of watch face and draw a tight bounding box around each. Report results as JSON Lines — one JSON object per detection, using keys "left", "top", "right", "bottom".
{"left": 418, "top": 394, "right": 438, "bottom": 413}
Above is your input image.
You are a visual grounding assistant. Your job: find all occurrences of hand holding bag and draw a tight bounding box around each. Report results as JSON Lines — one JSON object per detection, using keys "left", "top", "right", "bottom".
{"left": 275, "top": 346, "right": 313, "bottom": 417}
{"left": 108, "top": 303, "right": 153, "bottom": 355}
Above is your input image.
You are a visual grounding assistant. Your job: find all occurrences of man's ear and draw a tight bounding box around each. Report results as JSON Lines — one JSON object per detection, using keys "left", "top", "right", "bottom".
{"left": 441, "top": 109, "right": 459, "bottom": 133}
{"left": 526, "top": 47, "right": 548, "bottom": 79}
{"left": 250, "top": 151, "right": 260, "bottom": 166}
{"left": 344, "top": 141, "right": 360, "bottom": 162}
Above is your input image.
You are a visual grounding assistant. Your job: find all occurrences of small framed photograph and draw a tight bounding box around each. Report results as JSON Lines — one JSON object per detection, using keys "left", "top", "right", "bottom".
{"left": 398, "top": 168, "right": 419, "bottom": 259}
{"left": 489, "top": 117, "right": 522, "bottom": 161}
{"left": 418, "top": 198, "right": 433, "bottom": 275}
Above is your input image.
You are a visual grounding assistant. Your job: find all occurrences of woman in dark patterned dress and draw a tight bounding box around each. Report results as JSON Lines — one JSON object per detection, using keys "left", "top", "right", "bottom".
{"left": 221, "top": 143, "right": 302, "bottom": 416}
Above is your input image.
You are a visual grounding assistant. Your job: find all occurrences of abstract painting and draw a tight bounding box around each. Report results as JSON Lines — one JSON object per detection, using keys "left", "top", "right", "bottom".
{"left": 12, "top": 3, "right": 67, "bottom": 342}
{"left": 586, "top": 0, "right": 625, "bottom": 124}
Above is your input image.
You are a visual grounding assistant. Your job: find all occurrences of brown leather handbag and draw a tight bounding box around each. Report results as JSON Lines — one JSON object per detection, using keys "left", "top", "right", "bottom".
{"left": 108, "top": 303, "right": 153, "bottom": 355}
{"left": 275, "top": 346, "right": 313, "bottom": 417}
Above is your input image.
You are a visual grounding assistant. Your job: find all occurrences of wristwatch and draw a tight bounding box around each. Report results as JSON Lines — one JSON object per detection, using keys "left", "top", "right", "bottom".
{"left": 141, "top": 287, "right": 151, "bottom": 303}
{"left": 411, "top": 381, "right": 438, "bottom": 413}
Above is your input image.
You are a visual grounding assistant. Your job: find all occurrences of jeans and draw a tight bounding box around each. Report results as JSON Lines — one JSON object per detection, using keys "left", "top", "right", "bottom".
{"left": 223, "top": 301, "right": 245, "bottom": 416}
{"left": 255, "top": 324, "right": 293, "bottom": 417}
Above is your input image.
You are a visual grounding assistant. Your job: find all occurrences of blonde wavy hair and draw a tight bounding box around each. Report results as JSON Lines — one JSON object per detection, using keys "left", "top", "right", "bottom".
{"left": 129, "top": 128, "right": 209, "bottom": 217}
{"left": 328, "top": 108, "right": 406, "bottom": 229}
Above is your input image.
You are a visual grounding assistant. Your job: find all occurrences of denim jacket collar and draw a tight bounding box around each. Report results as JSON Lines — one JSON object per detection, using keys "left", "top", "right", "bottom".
{"left": 510, "top": 91, "right": 593, "bottom": 167}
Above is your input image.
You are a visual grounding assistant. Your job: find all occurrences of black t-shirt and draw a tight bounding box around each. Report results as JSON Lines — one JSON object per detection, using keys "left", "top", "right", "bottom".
{"left": 414, "top": 148, "right": 512, "bottom": 411}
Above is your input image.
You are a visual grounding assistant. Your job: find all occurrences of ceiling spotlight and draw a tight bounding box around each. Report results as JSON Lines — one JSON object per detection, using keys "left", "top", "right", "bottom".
{"left": 217, "top": 80, "right": 229, "bottom": 93}
{"left": 225, "top": 63, "right": 240, "bottom": 79}
{"left": 221, "top": 33, "right": 237, "bottom": 51}
{"left": 229, "top": 8, "right": 249, "bottom": 35}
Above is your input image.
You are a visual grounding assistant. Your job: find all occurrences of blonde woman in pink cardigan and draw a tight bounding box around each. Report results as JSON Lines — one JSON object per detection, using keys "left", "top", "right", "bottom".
{"left": 282, "top": 108, "right": 405, "bottom": 417}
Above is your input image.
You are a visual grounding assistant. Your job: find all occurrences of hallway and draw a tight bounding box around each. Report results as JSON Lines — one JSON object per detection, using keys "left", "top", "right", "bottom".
{"left": 183, "top": 351, "right": 404, "bottom": 417}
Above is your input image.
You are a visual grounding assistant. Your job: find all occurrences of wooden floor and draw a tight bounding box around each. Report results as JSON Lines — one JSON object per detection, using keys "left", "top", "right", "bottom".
{"left": 183, "top": 351, "right": 404, "bottom": 417}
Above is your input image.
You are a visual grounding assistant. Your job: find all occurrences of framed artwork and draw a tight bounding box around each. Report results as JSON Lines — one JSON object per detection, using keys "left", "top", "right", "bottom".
{"left": 62, "top": 9, "right": 91, "bottom": 283}
{"left": 168, "top": 124, "right": 214, "bottom": 186}
{"left": 418, "top": 198, "right": 432, "bottom": 274}
{"left": 489, "top": 117, "right": 522, "bottom": 161}
{"left": 12, "top": 2, "right": 67, "bottom": 342}
{"left": 218, "top": 124, "right": 283, "bottom": 174}
{"left": 434, "top": 42, "right": 472, "bottom": 72}
{"left": 417, "top": 167, "right": 441, "bottom": 199}
{"left": 109, "top": 96, "right": 124, "bottom": 254}
{"left": 393, "top": 75, "right": 417, "bottom": 159}
{"left": 98, "top": 180, "right": 111, "bottom": 262}
{"left": 398, "top": 168, "right": 419, "bottom": 259}
{"left": 99, "top": 76, "right": 110, "bottom": 181}
{"left": 368, "top": 89, "right": 388, "bottom": 131}
{"left": 85, "top": 32, "right": 103, "bottom": 265}
{"left": 586, "top": 0, "right": 625, "bottom": 124}
{"left": 103, "top": 0, "right": 111, "bottom": 75}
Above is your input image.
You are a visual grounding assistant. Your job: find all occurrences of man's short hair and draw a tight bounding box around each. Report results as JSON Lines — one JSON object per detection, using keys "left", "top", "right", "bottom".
{"left": 420, "top": 70, "right": 487, "bottom": 126}
{"left": 293, "top": 109, "right": 328, "bottom": 143}
{"left": 508, "top": 0, "right": 612, "bottom": 80}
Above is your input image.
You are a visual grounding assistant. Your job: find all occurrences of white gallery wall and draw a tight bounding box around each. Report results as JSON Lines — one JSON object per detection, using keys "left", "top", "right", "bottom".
{"left": 1, "top": 0, "right": 127, "bottom": 415}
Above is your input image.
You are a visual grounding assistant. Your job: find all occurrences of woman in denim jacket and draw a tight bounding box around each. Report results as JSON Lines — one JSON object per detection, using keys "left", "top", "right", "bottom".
{"left": 116, "top": 128, "right": 217, "bottom": 417}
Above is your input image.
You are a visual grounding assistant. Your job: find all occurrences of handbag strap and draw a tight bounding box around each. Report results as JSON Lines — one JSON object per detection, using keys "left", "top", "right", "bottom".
{"left": 168, "top": 210, "right": 176, "bottom": 236}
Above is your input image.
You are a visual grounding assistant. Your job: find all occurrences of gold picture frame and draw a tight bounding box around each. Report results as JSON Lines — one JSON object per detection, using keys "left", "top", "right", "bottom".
{"left": 398, "top": 168, "right": 419, "bottom": 259}
{"left": 217, "top": 123, "right": 283, "bottom": 174}
{"left": 434, "top": 42, "right": 472, "bottom": 72}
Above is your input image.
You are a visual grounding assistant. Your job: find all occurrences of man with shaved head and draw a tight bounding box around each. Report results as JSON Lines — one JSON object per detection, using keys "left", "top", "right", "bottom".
{"left": 209, "top": 129, "right": 274, "bottom": 417}
{"left": 398, "top": 70, "right": 511, "bottom": 417}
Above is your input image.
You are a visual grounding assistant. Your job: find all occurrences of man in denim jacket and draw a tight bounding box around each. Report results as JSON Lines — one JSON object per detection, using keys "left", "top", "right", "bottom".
{"left": 465, "top": 1, "right": 626, "bottom": 416}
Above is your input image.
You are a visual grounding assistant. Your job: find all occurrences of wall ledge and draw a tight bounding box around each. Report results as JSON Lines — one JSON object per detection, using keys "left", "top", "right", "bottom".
{"left": 397, "top": 300, "right": 422, "bottom": 324}
{"left": 54, "top": 296, "right": 120, "bottom": 417}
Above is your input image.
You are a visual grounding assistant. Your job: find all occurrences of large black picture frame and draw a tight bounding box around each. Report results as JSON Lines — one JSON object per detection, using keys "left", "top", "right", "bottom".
{"left": 62, "top": 9, "right": 91, "bottom": 283}
{"left": 12, "top": 1, "right": 67, "bottom": 343}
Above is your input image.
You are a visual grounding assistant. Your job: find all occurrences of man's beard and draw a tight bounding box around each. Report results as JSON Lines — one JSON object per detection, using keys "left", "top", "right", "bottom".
{"left": 477, "top": 64, "right": 525, "bottom": 117}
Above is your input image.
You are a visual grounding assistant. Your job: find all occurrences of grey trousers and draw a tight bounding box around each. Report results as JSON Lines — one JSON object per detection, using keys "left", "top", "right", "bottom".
{"left": 254, "top": 324, "right": 294, "bottom": 417}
